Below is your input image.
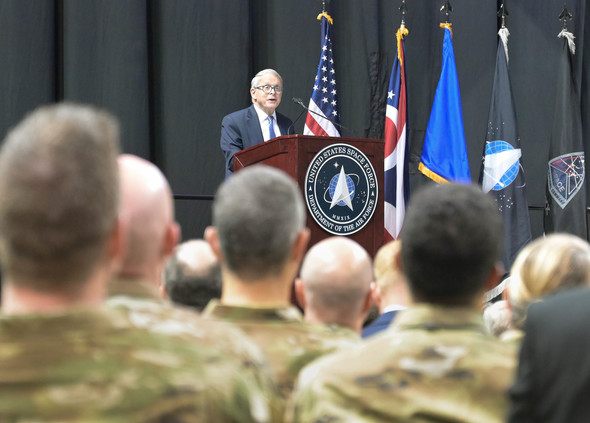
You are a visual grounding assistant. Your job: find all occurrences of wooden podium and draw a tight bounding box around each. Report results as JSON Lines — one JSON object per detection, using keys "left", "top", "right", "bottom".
{"left": 233, "top": 135, "right": 384, "bottom": 257}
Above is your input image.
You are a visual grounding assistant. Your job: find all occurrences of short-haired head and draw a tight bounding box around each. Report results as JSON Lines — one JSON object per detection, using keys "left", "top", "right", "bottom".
{"left": 0, "top": 103, "right": 120, "bottom": 290}
{"left": 251, "top": 69, "right": 283, "bottom": 89}
{"left": 164, "top": 239, "right": 221, "bottom": 311}
{"left": 508, "top": 233, "right": 590, "bottom": 328}
{"left": 374, "top": 240, "right": 403, "bottom": 292}
{"left": 117, "top": 154, "right": 177, "bottom": 276}
{"left": 401, "top": 183, "right": 503, "bottom": 305}
{"left": 299, "top": 237, "right": 373, "bottom": 324}
{"left": 482, "top": 300, "right": 512, "bottom": 337}
{"left": 211, "top": 165, "right": 306, "bottom": 281}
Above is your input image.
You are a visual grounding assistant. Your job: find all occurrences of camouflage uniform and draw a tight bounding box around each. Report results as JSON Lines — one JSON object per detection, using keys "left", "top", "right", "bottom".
{"left": 203, "top": 300, "right": 360, "bottom": 420}
{"left": 105, "top": 278, "right": 278, "bottom": 421}
{"left": 0, "top": 278, "right": 273, "bottom": 421}
{"left": 288, "top": 304, "right": 517, "bottom": 423}
{"left": 0, "top": 307, "right": 270, "bottom": 422}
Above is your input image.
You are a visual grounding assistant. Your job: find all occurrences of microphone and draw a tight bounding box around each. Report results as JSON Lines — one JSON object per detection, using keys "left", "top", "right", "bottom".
{"left": 286, "top": 99, "right": 307, "bottom": 135}
{"left": 291, "top": 97, "right": 356, "bottom": 136}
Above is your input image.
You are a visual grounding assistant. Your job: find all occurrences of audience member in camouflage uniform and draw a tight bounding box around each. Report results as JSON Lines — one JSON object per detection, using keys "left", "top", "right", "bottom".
{"left": 0, "top": 104, "right": 270, "bottom": 422}
{"left": 287, "top": 183, "right": 517, "bottom": 423}
{"left": 294, "top": 236, "right": 373, "bottom": 335}
{"left": 204, "top": 165, "right": 359, "bottom": 419}
{"left": 107, "top": 153, "right": 277, "bottom": 418}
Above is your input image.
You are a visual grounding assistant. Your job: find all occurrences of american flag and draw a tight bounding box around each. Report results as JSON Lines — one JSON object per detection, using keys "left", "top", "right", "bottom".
{"left": 304, "top": 14, "right": 340, "bottom": 137}
{"left": 384, "top": 26, "right": 409, "bottom": 241}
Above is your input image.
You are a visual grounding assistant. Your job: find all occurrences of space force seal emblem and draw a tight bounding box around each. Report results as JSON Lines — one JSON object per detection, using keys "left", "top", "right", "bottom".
{"left": 305, "top": 143, "right": 378, "bottom": 235}
{"left": 548, "top": 152, "right": 585, "bottom": 209}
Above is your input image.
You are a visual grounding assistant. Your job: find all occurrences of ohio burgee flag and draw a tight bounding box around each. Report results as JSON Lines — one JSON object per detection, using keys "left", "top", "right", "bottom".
{"left": 384, "top": 25, "right": 409, "bottom": 241}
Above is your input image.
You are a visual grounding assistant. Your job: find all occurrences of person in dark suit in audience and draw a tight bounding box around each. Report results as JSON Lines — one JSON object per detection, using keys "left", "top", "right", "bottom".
{"left": 362, "top": 239, "right": 411, "bottom": 338}
{"left": 508, "top": 287, "right": 590, "bottom": 423}
{"left": 220, "top": 68, "right": 294, "bottom": 178}
{"left": 295, "top": 236, "right": 373, "bottom": 336}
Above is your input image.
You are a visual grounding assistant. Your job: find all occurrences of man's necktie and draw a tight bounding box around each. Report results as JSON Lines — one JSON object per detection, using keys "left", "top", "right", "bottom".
{"left": 268, "top": 116, "right": 276, "bottom": 139}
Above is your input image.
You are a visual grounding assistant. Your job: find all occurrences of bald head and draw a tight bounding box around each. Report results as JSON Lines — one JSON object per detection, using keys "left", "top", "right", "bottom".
{"left": 163, "top": 239, "right": 222, "bottom": 311}
{"left": 298, "top": 237, "right": 373, "bottom": 332}
{"left": 118, "top": 155, "right": 179, "bottom": 282}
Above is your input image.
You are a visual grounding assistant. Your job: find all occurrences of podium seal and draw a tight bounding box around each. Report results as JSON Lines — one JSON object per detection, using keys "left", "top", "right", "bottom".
{"left": 305, "top": 143, "right": 378, "bottom": 235}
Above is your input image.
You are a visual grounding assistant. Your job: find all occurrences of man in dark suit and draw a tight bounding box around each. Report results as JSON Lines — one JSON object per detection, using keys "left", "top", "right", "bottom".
{"left": 362, "top": 240, "right": 411, "bottom": 338}
{"left": 220, "top": 68, "right": 294, "bottom": 178}
{"left": 508, "top": 287, "right": 590, "bottom": 423}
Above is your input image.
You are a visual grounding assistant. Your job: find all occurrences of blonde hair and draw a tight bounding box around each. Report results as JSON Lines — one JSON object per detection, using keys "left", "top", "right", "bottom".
{"left": 374, "top": 240, "right": 402, "bottom": 291}
{"left": 508, "top": 234, "right": 590, "bottom": 328}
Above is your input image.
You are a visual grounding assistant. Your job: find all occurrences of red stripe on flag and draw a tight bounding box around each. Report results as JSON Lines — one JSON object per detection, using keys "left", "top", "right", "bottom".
{"left": 305, "top": 114, "right": 330, "bottom": 137}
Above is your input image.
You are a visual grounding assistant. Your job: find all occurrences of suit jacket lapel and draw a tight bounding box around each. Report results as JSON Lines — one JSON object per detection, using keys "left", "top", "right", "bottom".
{"left": 245, "top": 105, "right": 264, "bottom": 148}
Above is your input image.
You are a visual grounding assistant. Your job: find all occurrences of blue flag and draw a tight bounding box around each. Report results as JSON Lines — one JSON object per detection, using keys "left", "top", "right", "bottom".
{"left": 419, "top": 26, "right": 470, "bottom": 184}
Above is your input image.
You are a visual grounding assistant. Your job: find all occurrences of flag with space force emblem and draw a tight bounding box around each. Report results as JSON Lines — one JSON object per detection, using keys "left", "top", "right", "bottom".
{"left": 546, "top": 30, "right": 587, "bottom": 237}
{"left": 384, "top": 25, "right": 409, "bottom": 241}
{"left": 303, "top": 13, "right": 340, "bottom": 137}
{"left": 480, "top": 29, "right": 531, "bottom": 271}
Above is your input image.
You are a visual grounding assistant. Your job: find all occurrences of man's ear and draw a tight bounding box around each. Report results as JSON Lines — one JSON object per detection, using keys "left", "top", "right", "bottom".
{"left": 294, "top": 278, "right": 306, "bottom": 309}
{"left": 361, "top": 287, "right": 373, "bottom": 315}
{"left": 106, "top": 217, "right": 126, "bottom": 275}
{"left": 370, "top": 281, "right": 382, "bottom": 310}
{"left": 291, "top": 228, "right": 311, "bottom": 265}
{"left": 204, "top": 226, "right": 224, "bottom": 263}
{"left": 163, "top": 222, "right": 180, "bottom": 258}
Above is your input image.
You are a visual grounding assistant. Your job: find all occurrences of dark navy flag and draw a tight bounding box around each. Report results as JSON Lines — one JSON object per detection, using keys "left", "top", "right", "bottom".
{"left": 546, "top": 30, "right": 587, "bottom": 238}
{"left": 384, "top": 26, "right": 409, "bottom": 241}
{"left": 304, "top": 13, "right": 340, "bottom": 137}
{"left": 480, "top": 29, "right": 531, "bottom": 271}
{"left": 419, "top": 25, "right": 470, "bottom": 184}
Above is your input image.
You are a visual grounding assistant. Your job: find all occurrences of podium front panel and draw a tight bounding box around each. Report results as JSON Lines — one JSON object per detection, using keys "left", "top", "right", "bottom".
{"left": 234, "top": 135, "right": 384, "bottom": 256}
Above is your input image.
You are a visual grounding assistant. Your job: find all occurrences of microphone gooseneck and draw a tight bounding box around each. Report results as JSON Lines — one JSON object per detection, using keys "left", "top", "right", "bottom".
{"left": 286, "top": 98, "right": 307, "bottom": 134}
{"left": 291, "top": 97, "right": 356, "bottom": 136}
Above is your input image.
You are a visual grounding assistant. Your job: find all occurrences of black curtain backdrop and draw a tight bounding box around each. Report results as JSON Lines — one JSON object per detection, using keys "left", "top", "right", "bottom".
{"left": 0, "top": 0, "right": 588, "bottom": 243}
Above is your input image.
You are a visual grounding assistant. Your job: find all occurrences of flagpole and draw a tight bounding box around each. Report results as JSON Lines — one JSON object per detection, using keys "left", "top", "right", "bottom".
{"left": 440, "top": 0, "right": 453, "bottom": 37}
{"left": 383, "top": 0, "right": 410, "bottom": 240}
{"left": 498, "top": 3, "right": 508, "bottom": 29}
{"left": 440, "top": 0, "right": 453, "bottom": 25}
{"left": 399, "top": 0, "right": 407, "bottom": 28}
{"left": 558, "top": 3, "right": 573, "bottom": 31}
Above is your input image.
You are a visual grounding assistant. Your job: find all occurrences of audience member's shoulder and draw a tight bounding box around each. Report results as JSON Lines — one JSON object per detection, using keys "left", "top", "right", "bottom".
{"left": 301, "top": 322, "right": 361, "bottom": 348}
{"left": 108, "top": 297, "right": 271, "bottom": 361}
{"left": 526, "top": 287, "right": 590, "bottom": 330}
{"left": 0, "top": 307, "right": 272, "bottom": 422}
{"left": 534, "top": 286, "right": 590, "bottom": 311}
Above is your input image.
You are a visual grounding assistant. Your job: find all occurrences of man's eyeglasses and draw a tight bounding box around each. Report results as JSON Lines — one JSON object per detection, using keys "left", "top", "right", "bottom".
{"left": 255, "top": 85, "right": 283, "bottom": 94}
